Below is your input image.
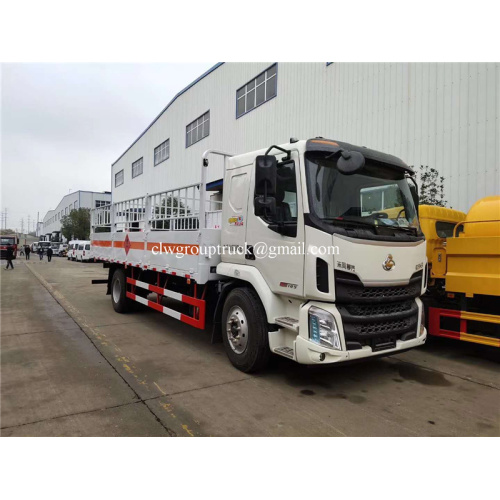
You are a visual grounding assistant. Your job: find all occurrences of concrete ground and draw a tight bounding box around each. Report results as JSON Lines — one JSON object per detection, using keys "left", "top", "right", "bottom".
{"left": 1, "top": 257, "right": 499, "bottom": 436}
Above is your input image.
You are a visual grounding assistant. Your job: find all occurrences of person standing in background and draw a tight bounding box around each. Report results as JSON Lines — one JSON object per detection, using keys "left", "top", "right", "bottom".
{"left": 25, "top": 245, "right": 31, "bottom": 260}
{"left": 47, "top": 246, "right": 53, "bottom": 263}
{"left": 5, "top": 245, "right": 14, "bottom": 270}
{"left": 38, "top": 246, "right": 44, "bottom": 260}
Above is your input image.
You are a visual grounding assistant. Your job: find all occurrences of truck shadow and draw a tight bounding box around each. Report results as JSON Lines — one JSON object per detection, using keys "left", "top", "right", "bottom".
{"left": 262, "top": 354, "right": 453, "bottom": 396}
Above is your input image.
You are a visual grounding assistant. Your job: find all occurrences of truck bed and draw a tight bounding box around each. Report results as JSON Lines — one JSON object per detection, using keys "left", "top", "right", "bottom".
{"left": 91, "top": 228, "right": 223, "bottom": 285}
{"left": 91, "top": 181, "right": 224, "bottom": 284}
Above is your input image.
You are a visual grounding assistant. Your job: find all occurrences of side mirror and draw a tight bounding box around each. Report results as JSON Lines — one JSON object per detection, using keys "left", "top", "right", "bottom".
{"left": 255, "top": 196, "right": 276, "bottom": 217}
{"left": 254, "top": 155, "right": 277, "bottom": 218}
{"left": 255, "top": 155, "right": 277, "bottom": 196}
{"left": 337, "top": 150, "right": 365, "bottom": 175}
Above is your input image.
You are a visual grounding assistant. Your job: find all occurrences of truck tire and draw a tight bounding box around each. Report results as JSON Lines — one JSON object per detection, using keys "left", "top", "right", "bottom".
{"left": 111, "top": 268, "right": 133, "bottom": 313}
{"left": 222, "top": 287, "right": 271, "bottom": 373}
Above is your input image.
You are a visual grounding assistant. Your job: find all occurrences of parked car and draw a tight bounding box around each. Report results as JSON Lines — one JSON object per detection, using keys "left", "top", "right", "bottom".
{"left": 51, "top": 243, "right": 60, "bottom": 255}
{"left": 68, "top": 240, "right": 80, "bottom": 261}
{"left": 76, "top": 241, "right": 93, "bottom": 262}
{"left": 58, "top": 243, "right": 68, "bottom": 257}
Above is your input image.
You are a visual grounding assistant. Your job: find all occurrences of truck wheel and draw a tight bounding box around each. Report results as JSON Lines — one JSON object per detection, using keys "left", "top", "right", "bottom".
{"left": 222, "top": 287, "right": 270, "bottom": 373}
{"left": 111, "top": 268, "right": 133, "bottom": 313}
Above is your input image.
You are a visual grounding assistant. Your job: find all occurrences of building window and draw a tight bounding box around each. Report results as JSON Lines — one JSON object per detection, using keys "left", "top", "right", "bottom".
{"left": 154, "top": 139, "right": 170, "bottom": 166}
{"left": 115, "top": 169, "right": 124, "bottom": 187}
{"left": 236, "top": 64, "right": 277, "bottom": 118}
{"left": 132, "top": 158, "right": 143, "bottom": 178}
{"left": 95, "top": 200, "right": 107, "bottom": 208}
{"left": 186, "top": 111, "right": 210, "bottom": 148}
{"left": 65, "top": 207, "right": 68, "bottom": 215}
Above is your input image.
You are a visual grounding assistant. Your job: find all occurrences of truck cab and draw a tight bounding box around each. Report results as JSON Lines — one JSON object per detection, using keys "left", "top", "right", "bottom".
{"left": 0, "top": 234, "right": 19, "bottom": 259}
{"left": 217, "top": 139, "right": 427, "bottom": 365}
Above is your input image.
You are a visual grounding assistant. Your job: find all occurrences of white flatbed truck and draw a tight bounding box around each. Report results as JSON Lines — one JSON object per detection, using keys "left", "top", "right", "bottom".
{"left": 91, "top": 138, "right": 427, "bottom": 372}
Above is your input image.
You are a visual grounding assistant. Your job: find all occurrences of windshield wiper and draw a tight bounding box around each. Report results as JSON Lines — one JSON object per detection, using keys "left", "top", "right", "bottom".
{"left": 324, "top": 216, "right": 419, "bottom": 236}
{"left": 390, "top": 225, "right": 418, "bottom": 236}
{"left": 323, "top": 217, "right": 379, "bottom": 231}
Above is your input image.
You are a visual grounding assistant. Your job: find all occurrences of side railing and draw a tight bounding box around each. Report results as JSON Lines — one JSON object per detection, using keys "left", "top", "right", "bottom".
{"left": 91, "top": 150, "right": 233, "bottom": 233}
{"left": 92, "top": 203, "right": 112, "bottom": 232}
{"left": 91, "top": 183, "right": 223, "bottom": 233}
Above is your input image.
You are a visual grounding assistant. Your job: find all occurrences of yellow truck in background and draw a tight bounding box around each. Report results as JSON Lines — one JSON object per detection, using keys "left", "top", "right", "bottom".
{"left": 420, "top": 196, "right": 500, "bottom": 348}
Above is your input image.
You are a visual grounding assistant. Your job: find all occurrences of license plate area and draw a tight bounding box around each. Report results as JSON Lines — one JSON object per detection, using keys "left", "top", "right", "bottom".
{"left": 372, "top": 336, "right": 396, "bottom": 352}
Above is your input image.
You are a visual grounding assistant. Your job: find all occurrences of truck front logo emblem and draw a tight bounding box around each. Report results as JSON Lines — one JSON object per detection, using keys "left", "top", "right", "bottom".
{"left": 382, "top": 254, "right": 395, "bottom": 271}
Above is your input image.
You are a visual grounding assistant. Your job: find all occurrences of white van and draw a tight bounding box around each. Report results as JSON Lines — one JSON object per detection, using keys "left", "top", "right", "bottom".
{"left": 76, "top": 241, "right": 93, "bottom": 262}
{"left": 68, "top": 240, "right": 79, "bottom": 260}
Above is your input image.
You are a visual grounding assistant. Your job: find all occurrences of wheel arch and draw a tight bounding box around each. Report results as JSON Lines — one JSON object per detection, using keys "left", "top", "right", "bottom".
{"left": 211, "top": 264, "right": 284, "bottom": 343}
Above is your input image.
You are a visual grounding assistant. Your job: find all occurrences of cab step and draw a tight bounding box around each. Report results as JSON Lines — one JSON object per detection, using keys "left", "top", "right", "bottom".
{"left": 273, "top": 346, "right": 295, "bottom": 359}
{"left": 275, "top": 316, "right": 299, "bottom": 332}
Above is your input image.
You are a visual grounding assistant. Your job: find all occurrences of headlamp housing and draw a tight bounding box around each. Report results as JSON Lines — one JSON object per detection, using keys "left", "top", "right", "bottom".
{"left": 309, "top": 306, "right": 342, "bottom": 350}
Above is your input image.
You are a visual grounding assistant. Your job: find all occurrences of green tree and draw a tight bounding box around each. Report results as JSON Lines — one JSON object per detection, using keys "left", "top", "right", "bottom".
{"left": 153, "top": 195, "right": 195, "bottom": 229}
{"left": 61, "top": 208, "right": 91, "bottom": 240}
{"left": 416, "top": 165, "right": 447, "bottom": 207}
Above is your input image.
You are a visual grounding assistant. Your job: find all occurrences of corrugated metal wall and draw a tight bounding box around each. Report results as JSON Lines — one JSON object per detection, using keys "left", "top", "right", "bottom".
{"left": 112, "top": 62, "right": 499, "bottom": 212}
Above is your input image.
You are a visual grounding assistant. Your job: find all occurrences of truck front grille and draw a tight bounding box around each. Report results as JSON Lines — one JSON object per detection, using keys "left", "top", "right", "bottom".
{"left": 335, "top": 270, "right": 422, "bottom": 303}
{"left": 335, "top": 271, "right": 422, "bottom": 351}
{"left": 343, "top": 300, "right": 413, "bottom": 317}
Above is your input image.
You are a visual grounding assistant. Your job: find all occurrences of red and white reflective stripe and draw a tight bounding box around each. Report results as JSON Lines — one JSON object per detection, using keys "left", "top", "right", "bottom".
{"left": 126, "top": 277, "right": 205, "bottom": 329}
{"left": 128, "top": 278, "right": 183, "bottom": 302}
{"left": 126, "top": 292, "right": 181, "bottom": 321}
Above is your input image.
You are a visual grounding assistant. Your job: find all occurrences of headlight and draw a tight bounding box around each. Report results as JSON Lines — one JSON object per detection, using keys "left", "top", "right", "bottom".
{"left": 420, "top": 305, "right": 426, "bottom": 336}
{"left": 309, "top": 306, "right": 342, "bottom": 350}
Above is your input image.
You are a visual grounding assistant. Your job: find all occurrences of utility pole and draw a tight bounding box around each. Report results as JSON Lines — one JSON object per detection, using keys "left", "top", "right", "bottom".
{"left": 27, "top": 215, "right": 31, "bottom": 234}
{"left": 1, "top": 208, "right": 7, "bottom": 231}
{"left": 20, "top": 218, "right": 25, "bottom": 235}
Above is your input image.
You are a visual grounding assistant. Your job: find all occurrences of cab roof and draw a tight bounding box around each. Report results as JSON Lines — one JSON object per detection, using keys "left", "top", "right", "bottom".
{"left": 306, "top": 138, "right": 412, "bottom": 174}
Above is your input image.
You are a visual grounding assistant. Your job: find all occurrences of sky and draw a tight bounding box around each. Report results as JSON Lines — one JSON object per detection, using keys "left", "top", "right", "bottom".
{"left": 1, "top": 63, "right": 215, "bottom": 233}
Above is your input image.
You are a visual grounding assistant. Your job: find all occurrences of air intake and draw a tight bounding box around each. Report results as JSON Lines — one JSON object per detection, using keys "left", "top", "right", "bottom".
{"left": 316, "top": 258, "right": 329, "bottom": 293}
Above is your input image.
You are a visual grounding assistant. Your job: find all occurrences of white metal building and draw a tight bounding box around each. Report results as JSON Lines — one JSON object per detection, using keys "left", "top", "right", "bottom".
{"left": 40, "top": 190, "right": 111, "bottom": 240}
{"left": 112, "top": 62, "right": 499, "bottom": 212}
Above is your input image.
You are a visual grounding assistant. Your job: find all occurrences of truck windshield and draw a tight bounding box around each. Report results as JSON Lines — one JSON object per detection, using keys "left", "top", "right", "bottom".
{"left": 305, "top": 152, "right": 420, "bottom": 234}
{"left": 1, "top": 237, "right": 16, "bottom": 245}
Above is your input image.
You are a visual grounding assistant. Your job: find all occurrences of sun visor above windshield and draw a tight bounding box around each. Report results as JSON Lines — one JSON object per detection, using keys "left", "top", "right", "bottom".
{"left": 305, "top": 138, "right": 413, "bottom": 175}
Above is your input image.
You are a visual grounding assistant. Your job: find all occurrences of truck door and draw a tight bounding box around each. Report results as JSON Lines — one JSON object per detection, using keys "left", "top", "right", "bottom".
{"left": 246, "top": 150, "right": 305, "bottom": 297}
{"left": 221, "top": 163, "right": 252, "bottom": 265}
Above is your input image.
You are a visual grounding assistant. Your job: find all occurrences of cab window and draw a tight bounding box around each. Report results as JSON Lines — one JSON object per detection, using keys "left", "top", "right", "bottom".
{"left": 436, "top": 221, "right": 463, "bottom": 238}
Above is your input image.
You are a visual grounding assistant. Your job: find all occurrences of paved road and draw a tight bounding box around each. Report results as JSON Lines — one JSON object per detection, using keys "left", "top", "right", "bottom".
{"left": 1, "top": 257, "right": 499, "bottom": 436}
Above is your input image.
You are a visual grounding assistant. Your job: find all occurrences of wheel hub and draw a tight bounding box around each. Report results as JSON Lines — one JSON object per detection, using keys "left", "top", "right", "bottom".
{"left": 112, "top": 277, "right": 121, "bottom": 303}
{"left": 226, "top": 306, "right": 248, "bottom": 354}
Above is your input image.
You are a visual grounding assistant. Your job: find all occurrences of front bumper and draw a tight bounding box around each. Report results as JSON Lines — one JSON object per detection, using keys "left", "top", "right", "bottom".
{"left": 292, "top": 300, "right": 426, "bottom": 365}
